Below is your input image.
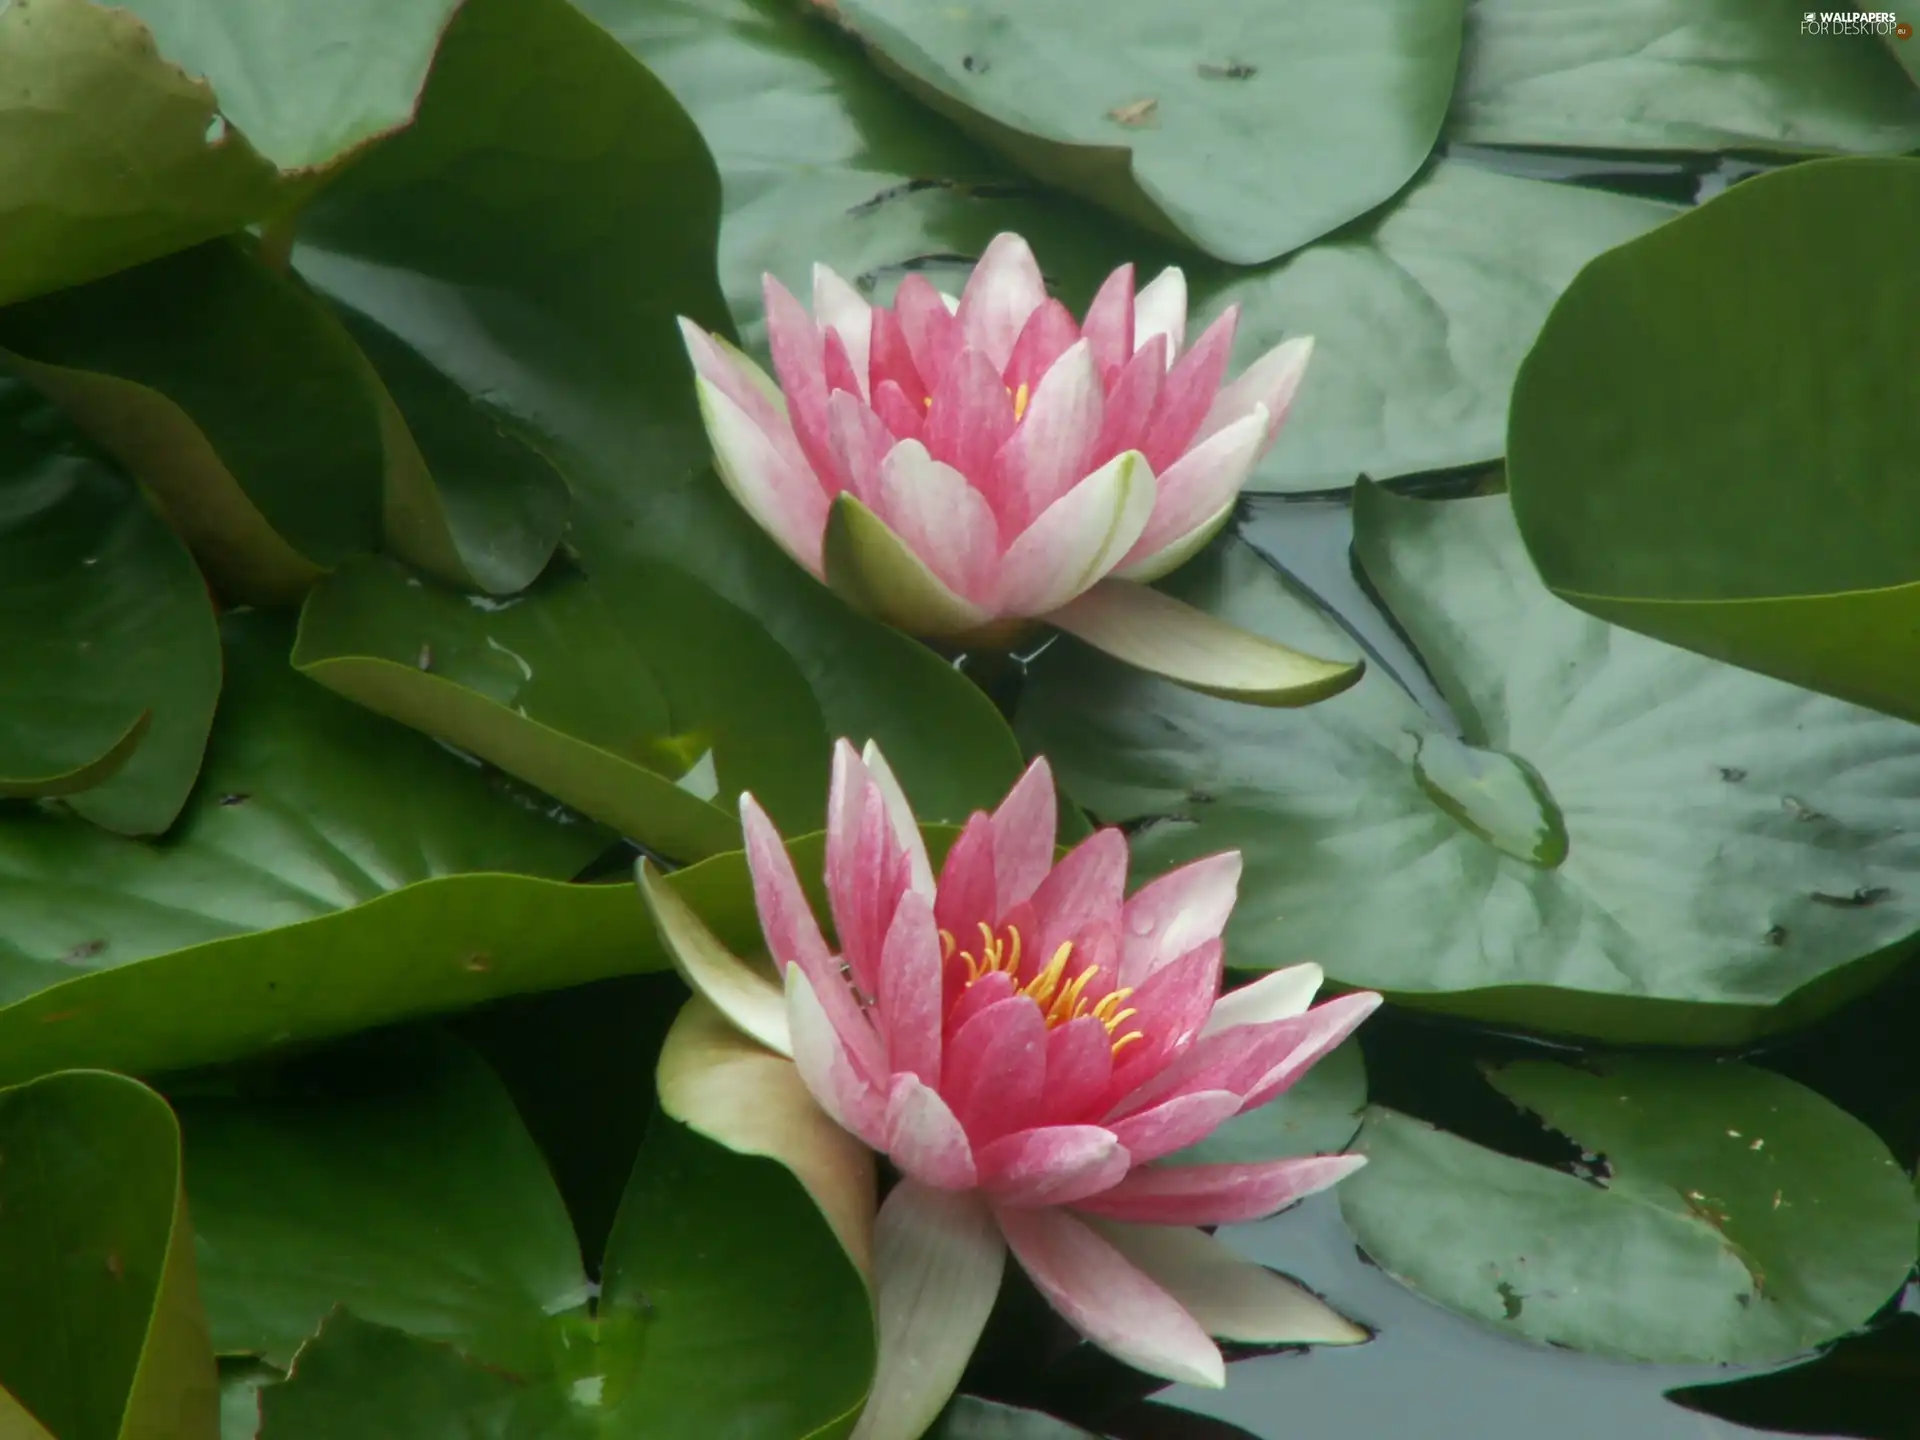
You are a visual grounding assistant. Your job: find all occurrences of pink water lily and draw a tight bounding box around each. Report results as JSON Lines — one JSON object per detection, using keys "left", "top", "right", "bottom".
{"left": 643, "top": 740, "right": 1381, "bottom": 1439}
{"left": 678, "top": 234, "right": 1362, "bottom": 707}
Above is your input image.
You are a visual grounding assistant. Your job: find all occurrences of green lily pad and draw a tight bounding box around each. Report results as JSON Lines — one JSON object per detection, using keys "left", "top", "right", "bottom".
{"left": 929, "top": 1398, "right": 1102, "bottom": 1439}
{"left": 1339, "top": 1059, "right": 1920, "bottom": 1363}
{"left": 1167, "top": 1036, "right": 1366, "bottom": 1167}
{"left": 0, "top": 240, "right": 386, "bottom": 604}
{"left": 1508, "top": 157, "right": 1920, "bottom": 725}
{"left": 294, "top": 553, "right": 829, "bottom": 862}
{"left": 0, "top": 1069, "right": 220, "bottom": 1440}
{"left": 617, "top": 2, "right": 1675, "bottom": 495}
{"left": 1019, "top": 488, "right": 1920, "bottom": 1044}
{"left": 1450, "top": 0, "right": 1920, "bottom": 153}
{"left": 187, "top": 1034, "right": 872, "bottom": 1439}
{"left": 0, "top": 0, "right": 285, "bottom": 307}
{"left": 0, "top": 387, "right": 220, "bottom": 832}
{"left": 832, "top": 0, "right": 1466, "bottom": 264}
{"left": 115, "top": 0, "right": 463, "bottom": 173}
{"left": 292, "top": 0, "right": 1027, "bottom": 827}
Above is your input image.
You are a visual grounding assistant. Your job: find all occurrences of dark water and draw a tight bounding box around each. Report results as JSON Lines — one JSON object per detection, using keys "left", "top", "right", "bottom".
{"left": 1015, "top": 493, "right": 1919, "bottom": 1440}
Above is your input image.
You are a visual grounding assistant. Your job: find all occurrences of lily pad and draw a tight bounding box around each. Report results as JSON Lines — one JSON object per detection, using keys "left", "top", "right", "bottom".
{"left": 0, "top": 387, "right": 220, "bottom": 833}
{"left": 1339, "top": 1058, "right": 1919, "bottom": 1363}
{"left": 0, "top": 1069, "right": 220, "bottom": 1440}
{"left": 0, "top": 0, "right": 283, "bottom": 306}
{"left": 0, "top": 240, "right": 386, "bottom": 604}
{"left": 294, "top": 0, "right": 1027, "bottom": 826}
{"left": 929, "top": 1397, "right": 1103, "bottom": 1439}
{"left": 1450, "top": 0, "right": 1920, "bottom": 154}
{"left": 831, "top": 0, "right": 1466, "bottom": 264}
{"left": 1508, "top": 157, "right": 1920, "bottom": 725}
{"left": 1018, "top": 488, "right": 1920, "bottom": 1043}
{"left": 187, "top": 1033, "right": 873, "bottom": 1439}
{"left": 294, "top": 553, "right": 829, "bottom": 862}
{"left": 116, "top": 0, "right": 463, "bottom": 173}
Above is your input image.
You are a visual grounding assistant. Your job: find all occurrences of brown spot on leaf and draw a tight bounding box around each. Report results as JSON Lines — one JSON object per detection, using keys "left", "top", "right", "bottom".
{"left": 1108, "top": 98, "right": 1159, "bottom": 126}
{"left": 463, "top": 953, "right": 493, "bottom": 973}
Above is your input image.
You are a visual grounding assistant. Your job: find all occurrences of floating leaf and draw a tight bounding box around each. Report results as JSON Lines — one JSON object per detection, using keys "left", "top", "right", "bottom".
{"left": 0, "top": 387, "right": 219, "bottom": 832}
{"left": 1340, "top": 1059, "right": 1919, "bottom": 1363}
{"left": 1020, "top": 489, "right": 1920, "bottom": 1043}
{"left": 116, "top": 0, "right": 464, "bottom": 173}
{"left": 297, "top": 0, "right": 1027, "bottom": 826}
{"left": 187, "top": 1033, "right": 872, "bottom": 1438}
{"left": 0, "top": 1069, "right": 219, "bottom": 1440}
{"left": 830, "top": 0, "right": 1466, "bottom": 264}
{"left": 0, "top": 241, "right": 386, "bottom": 604}
{"left": 295, "top": 554, "right": 829, "bottom": 861}
{"left": 1451, "top": 0, "right": 1920, "bottom": 153}
{"left": 1509, "top": 157, "right": 1920, "bottom": 725}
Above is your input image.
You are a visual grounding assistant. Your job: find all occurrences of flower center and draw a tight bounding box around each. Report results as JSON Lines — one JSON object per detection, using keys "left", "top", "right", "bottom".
{"left": 940, "top": 921, "right": 1142, "bottom": 1055}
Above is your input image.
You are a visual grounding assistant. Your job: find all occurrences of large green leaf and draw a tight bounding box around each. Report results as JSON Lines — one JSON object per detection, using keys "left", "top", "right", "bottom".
{"left": 0, "top": 240, "right": 386, "bottom": 604}
{"left": 1508, "top": 157, "right": 1920, "bottom": 724}
{"left": 187, "top": 1034, "right": 872, "bottom": 1438}
{"left": 0, "top": 1070, "right": 219, "bottom": 1440}
{"left": 293, "top": 552, "right": 828, "bottom": 862}
{"left": 1450, "top": 0, "right": 1920, "bottom": 153}
{"left": 617, "top": 3, "right": 1675, "bottom": 495}
{"left": 1340, "top": 1059, "right": 1919, "bottom": 1363}
{"left": 0, "top": 387, "right": 220, "bottom": 832}
{"left": 292, "top": 0, "right": 1026, "bottom": 827}
{"left": 0, "top": 0, "right": 282, "bottom": 306}
{"left": 1019, "top": 489, "right": 1920, "bottom": 1043}
{"left": 116, "top": 0, "right": 463, "bottom": 173}
{"left": 830, "top": 0, "right": 1465, "bottom": 264}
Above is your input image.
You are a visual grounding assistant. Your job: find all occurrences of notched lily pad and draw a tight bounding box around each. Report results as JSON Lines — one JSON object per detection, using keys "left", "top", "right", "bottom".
{"left": 1339, "top": 1058, "right": 1919, "bottom": 1364}
{"left": 834, "top": 0, "right": 1466, "bottom": 263}
{"left": 1020, "top": 485, "right": 1920, "bottom": 1042}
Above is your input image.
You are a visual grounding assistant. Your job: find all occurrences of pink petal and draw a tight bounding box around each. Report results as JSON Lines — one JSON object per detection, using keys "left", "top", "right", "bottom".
{"left": 894, "top": 274, "right": 963, "bottom": 392}
{"left": 825, "top": 740, "right": 907, "bottom": 995}
{"left": 1035, "top": 1015, "right": 1116, "bottom": 1127}
{"left": 1105, "top": 938, "right": 1223, "bottom": 1093}
{"left": 1140, "top": 306, "right": 1238, "bottom": 473}
{"left": 934, "top": 812, "right": 998, "bottom": 940}
{"left": 878, "top": 888, "right": 944, "bottom": 1088}
{"left": 1202, "top": 963, "right": 1323, "bottom": 1037}
{"left": 924, "top": 346, "right": 1017, "bottom": 491}
{"left": 1003, "top": 299, "right": 1083, "bottom": 399}
{"left": 763, "top": 274, "right": 847, "bottom": 494}
{"left": 740, "top": 792, "right": 833, "bottom": 979}
{"left": 1107, "top": 1089, "right": 1240, "bottom": 1165}
{"left": 977, "top": 1126, "right": 1130, "bottom": 1207}
{"left": 1089, "top": 334, "right": 1166, "bottom": 468}
{"left": 858, "top": 740, "right": 934, "bottom": 898}
{"left": 823, "top": 327, "right": 863, "bottom": 400}
{"left": 858, "top": 1183, "right": 1006, "bottom": 1440}
{"left": 685, "top": 357, "right": 829, "bottom": 572}
{"left": 1118, "top": 851, "right": 1243, "bottom": 989}
{"left": 869, "top": 305, "right": 928, "bottom": 402}
{"left": 1239, "top": 992, "right": 1383, "bottom": 1111}
{"left": 813, "top": 263, "right": 872, "bottom": 400}
{"left": 992, "top": 449, "right": 1154, "bottom": 616}
{"left": 873, "top": 440, "right": 1002, "bottom": 605}
{"left": 785, "top": 965, "right": 887, "bottom": 1148}
{"left": 1081, "top": 263, "right": 1135, "bottom": 387}
{"left": 995, "top": 1204, "right": 1225, "bottom": 1388}
{"left": 1133, "top": 267, "right": 1188, "bottom": 364}
{"left": 992, "top": 340, "right": 1104, "bottom": 534}
{"left": 1200, "top": 335, "right": 1313, "bottom": 457}
{"left": 1118, "top": 406, "right": 1267, "bottom": 578}
{"left": 872, "top": 378, "right": 927, "bottom": 443}
{"left": 679, "top": 319, "right": 812, "bottom": 484}
{"left": 942, "top": 995, "right": 1047, "bottom": 1145}
{"left": 989, "top": 756, "right": 1057, "bottom": 914}
{"left": 946, "top": 968, "right": 1016, "bottom": 1037}
{"left": 957, "top": 233, "right": 1049, "bottom": 372}
{"left": 1029, "top": 828, "right": 1130, "bottom": 957}
{"left": 1073, "top": 1154, "right": 1368, "bottom": 1226}
{"left": 826, "top": 389, "right": 894, "bottom": 510}
{"left": 886, "top": 1074, "right": 980, "bottom": 1189}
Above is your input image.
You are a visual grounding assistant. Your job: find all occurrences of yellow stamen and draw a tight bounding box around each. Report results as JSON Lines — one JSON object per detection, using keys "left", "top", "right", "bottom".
{"left": 1012, "top": 382, "right": 1031, "bottom": 421}
{"left": 923, "top": 394, "right": 934, "bottom": 409}
{"left": 1110, "top": 1030, "right": 1146, "bottom": 1057}
{"left": 1020, "top": 941, "right": 1074, "bottom": 1010}
{"left": 939, "top": 929, "right": 956, "bottom": 961}
{"left": 1090, "top": 988, "right": 1135, "bottom": 1024}
{"left": 1048, "top": 963, "right": 1101, "bottom": 1026}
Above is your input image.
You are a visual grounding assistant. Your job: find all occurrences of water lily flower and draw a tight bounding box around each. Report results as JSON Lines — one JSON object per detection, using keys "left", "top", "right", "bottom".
{"left": 644, "top": 740, "right": 1381, "bottom": 1439}
{"left": 678, "top": 234, "right": 1362, "bottom": 707}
